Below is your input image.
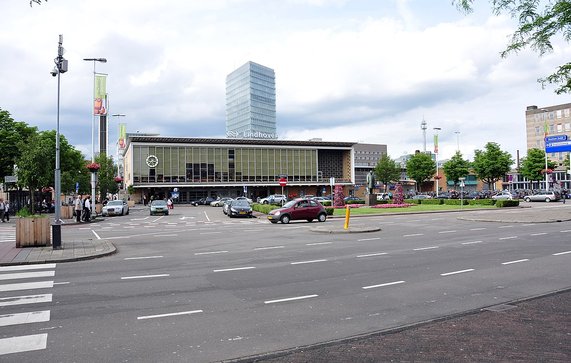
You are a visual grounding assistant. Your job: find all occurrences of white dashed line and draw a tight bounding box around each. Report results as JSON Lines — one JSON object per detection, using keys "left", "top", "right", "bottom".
{"left": 254, "top": 246, "right": 285, "bottom": 251}
{"left": 440, "top": 269, "right": 474, "bottom": 276}
{"left": 502, "top": 259, "right": 529, "bottom": 265}
{"left": 362, "top": 280, "right": 405, "bottom": 290}
{"left": 264, "top": 294, "right": 318, "bottom": 304}
{"left": 356, "top": 252, "right": 388, "bottom": 258}
{"left": 470, "top": 228, "right": 486, "bottom": 231}
{"left": 438, "top": 230, "right": 456, "bottom": 234}
{"left": 499, "top": 236, "right": 517, "bottom": 240}
{"left": 553, "top": 251, "right": 571, "bottom": 256}
{"left": 137, "top": 310, "right": 203, "bottom": 320}
{"left": 290, "top": 259, "right": 327, "bottom": 265}
{"left": 414, "top": 246, "right": 439, "bottom": 251}
{"left": 213, "top": 267, "right": 256, "bottom": 272}
{"left": 530, "top": 233, "right": 547, "bottom": 236}
{"left": 462, "top": 240, "right": 483, "bottom": 245}
{"left": 561, "top": 230, "right": 571, "bottom": 233}
{"left": 403, "top": 233, "right": 424, "bottom": 237}
{"left": 306, "top": 242, "right": 332, "bottom": 246}
{"left": 121, "top": 274, "right": 170, "bottom": 280}
{"left": 194, "top": 251, "right": 228, "bottom": 255}
{"left": 203, "top": 211, "right": 211, "bottom": 221}
{"left": 124, "top": 256, "right": 164, "bottom": 260}
{"left": 357, "top": 237, "right": 381, "bottom": 241}
{"left": 91, "top": 230, "right": 101, "bottom": 240}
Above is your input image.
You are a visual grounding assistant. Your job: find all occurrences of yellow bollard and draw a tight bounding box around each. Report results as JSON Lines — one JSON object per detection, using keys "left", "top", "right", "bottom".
{"left": 344, "top": 205, "right": 351, "bottom": 230}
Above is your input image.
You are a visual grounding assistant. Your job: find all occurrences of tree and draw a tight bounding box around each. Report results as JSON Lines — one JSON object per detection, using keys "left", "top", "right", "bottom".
{"left": 373, "top": 154, "right": 401, "bottom": 192}
{"left": 406, "top": 152, "right": 436, "bottom": 192}
{"left": 443, "top": 151, "right": 471, "bottom": 189}
{"left": 472, "top": 142, "right": 514, "bottom": 190}
{"left": 95, "top": 154, "right": 119, "bottom": 201}
{"left": 520, "top": 148, "right": 557, "bottom": 188}
{"left": 0, "top": 109, "right": 37, "bottom": 180}
{"left": 455, "top": 0, "right": 571, "bottom": 94}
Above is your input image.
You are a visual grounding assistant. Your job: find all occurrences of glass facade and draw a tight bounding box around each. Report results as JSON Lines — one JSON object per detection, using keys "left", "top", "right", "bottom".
{"left": 226, "top": 61, "right": 277, "bottom": 138}
{"left": 132, "top": 145, "right": 319, "bottom": 184}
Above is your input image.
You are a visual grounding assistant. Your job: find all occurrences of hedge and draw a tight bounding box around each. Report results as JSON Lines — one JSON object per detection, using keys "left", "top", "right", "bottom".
{"left": 419, "top": 199, "right": 444, "bottom": 205}
{"left": 443, "top": 199, "right": 470, "bottom": 206}
{"left": 325, "top": 207, "right": 334, "bottom": 215}
{"left": 495, "top": 200, "right": 520, "bottom": 208}
{"left": 404, "top": 199, "right": 421, "bottom": 204}
{"left": 468, "top": 199, "right": 496, "bottom": 206}
{"left": 252, "top": 204, "right": 276, "bottom": 214}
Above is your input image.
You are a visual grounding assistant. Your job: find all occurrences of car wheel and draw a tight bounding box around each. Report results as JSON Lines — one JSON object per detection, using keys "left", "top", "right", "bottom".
{"left": 524, "top": 197, "right": 531, "bottom": 202}
{"left": 263, "top": 200, "right": 268, "bottom": 204}
{"left": 126, "top": 210, "right": 129, "bottom": 215}
{"left": 545, "top": 198, "right": 551, "bottom": 202}
{"left": 280, "top": 214, "right": 290, "bottom": 224}
{"left": 318, "top": 213, "right": 327, "bottom": 222}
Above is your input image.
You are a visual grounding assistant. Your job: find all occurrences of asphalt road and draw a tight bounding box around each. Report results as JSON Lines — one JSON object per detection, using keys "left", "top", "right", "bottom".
{"left": 1, "top": 205, "right": 570, "bottom": 362}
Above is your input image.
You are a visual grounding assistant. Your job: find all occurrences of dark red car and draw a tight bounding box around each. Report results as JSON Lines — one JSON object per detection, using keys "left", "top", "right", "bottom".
{"left": 267, "top": 198, "right": 327, "bottom": 224}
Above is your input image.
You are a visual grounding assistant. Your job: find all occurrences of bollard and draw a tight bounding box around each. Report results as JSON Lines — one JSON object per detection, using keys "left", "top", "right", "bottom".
{"left": 344, "top": 205, "right": 351, "bottom": 230}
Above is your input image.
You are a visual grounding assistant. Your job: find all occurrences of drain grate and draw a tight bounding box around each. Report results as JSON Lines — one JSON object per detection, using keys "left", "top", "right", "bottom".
{"left": 483, "top": 304, "right": 518, "bottom": 312}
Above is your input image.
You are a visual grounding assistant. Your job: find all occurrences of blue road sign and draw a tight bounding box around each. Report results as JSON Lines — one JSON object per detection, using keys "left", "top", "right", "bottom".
{"left": 75, "top": 182, "right": 79, "bottom": 193}
{"left": 546, "top": 140, "right": 571, "bottom": 153}
{"left": 545, "top": 134, "right": 568, "bottom": 143}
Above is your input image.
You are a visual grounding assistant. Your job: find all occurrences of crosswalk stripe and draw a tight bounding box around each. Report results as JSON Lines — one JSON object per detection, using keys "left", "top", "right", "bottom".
{"left": 0, "top": 310, "right": 50, "bottom": 327}
{"left": 0, "top": 264, "right": 56, "bottom": 272}
{"left": 0, "top": 271, "right": 55, "bottom": 281}
{"left": 0, "top": 281, "right": 54, "bottom": 292}
{"left": 0, "top": 294, "right": 53, "bottom": 307}
{"left": 0, "top": 334, "right": 48, "bottom": 355}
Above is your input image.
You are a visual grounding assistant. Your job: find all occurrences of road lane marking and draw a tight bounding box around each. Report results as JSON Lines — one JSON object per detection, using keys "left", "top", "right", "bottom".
{"left": 199, "top": 231, "right": 222, "bottom": 235}
{"left": 553, "top": 251, "right": 571, "bottom": 256}
{"left": 137, "top": 310, "right": 203, "bottom": 320}
{"left": 213, "top": 267, "right": 255, "bottom": 272}
{"left": 440, "top": 269, "right": 475, "bottom": 276}
{"left": 53, "top": 282, "right": 69, "bottom": 285}
{"left": 0, "top": 334, "right": 48, "bottom": 355}
{"left": 151, "top": 216, "right": 165, "bottom": 223}
{"left": 306, "top": 242, "right": 332, "bottom": 246}
{"left": 203, "top": 211, "right": 210, "bottom": 222}
{"left": 530, "top": 233, "right": 547, "bottom": 236}
{"left": 194, "top": 251, "right": 228, "bottom": 255}
{"left": 124, "top": 256, "right": 164, "bottom": 260}
{"left": 264, "top": 294, "right": 318, "bottom": 304}
{"left": 0, "top": 294, "right": 52, "bottom": 307}
{"left": 0, "top": 271, "right": 55, "bottom": 281}
{"left": 0, "top": 281, "right": 54, "bottom": 292}
{"left": 362, "top": 280, "right": 405, "bottom": 290}
{"left": 121, "top": 274, "right": 170, "bottom": 280}
{"left": 521, "top": 223, "right": 536, "bottom": 226}
{"left": 357, "top": 252, "right": 388, "bottom": 258}
{"left": 561, "top": 230, "right": 571, "bottom": 233}
{"left": 438, "top": 230, "right": 456, "bottom": 234}
{"left": 403, "top": 233, "right": 424, "bottom": 237}
{"left": 470, "top": 228, "right": 486, "bottom": 231}
{"left": 254, "top": 246, "right": 285, "bottom": 251}
{"left": 0, "top": 264, "right": 56, "bottom": 272}
{"left": 0, "top": 310, "right": 50, "bottom": 327}
{"left": 462, "top": 240, "right": 483, "bottom": 245}
{"left": 290, "top": 259, "right": 327, "bottom": 265}
{"left": 498, "top": 225, "right": 514, "bottom": 229}
{"left": 414, "top": 246, "right": 439, "bottom": 251}
{"left": 499, "top": 236, "right": 517, "bottom": 240}
{"left": 502, "top": 259, "right": 529, "bottom": 265}
{"left": 357, "top": 237, "right": 381, "bottom": 241}
{"left": 91, "top": 230, "right": 101, "bottom": 240}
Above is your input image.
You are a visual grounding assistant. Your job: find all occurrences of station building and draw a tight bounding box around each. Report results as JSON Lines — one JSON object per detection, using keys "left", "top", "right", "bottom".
{"left": 123, "top": 135, "right": 356, "bottom": 203}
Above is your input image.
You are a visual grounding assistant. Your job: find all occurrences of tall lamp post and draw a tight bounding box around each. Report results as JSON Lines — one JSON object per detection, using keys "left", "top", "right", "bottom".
{"left": 83, "top": 57, "right": 107, "bottom": 217}
{"left": 111, "top": 113, "right": 126, "bottom": 196}
{"left": 51, "top": 35, "right": 68, "bottom": 249}
{"left": 433, "top": 127, "right": 441, "bottom": 197}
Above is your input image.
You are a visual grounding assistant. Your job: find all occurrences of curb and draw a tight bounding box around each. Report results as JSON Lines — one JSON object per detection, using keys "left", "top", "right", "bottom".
{"left": 0, "top": 241, "right": 117, "bottom": 266}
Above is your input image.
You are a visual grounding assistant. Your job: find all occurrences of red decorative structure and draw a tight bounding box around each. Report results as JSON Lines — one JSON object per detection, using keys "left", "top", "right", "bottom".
{"left": 114, "top": 176, "right": 123, "bottom": 183}
{"left": 541, "top": 168, "right": 553, "bottom": 174}
{"left": 434, "top": 175, "right": 442, "bottom": 180}
{"left": 86, "top": 162, "right": 100, "bottom": 172}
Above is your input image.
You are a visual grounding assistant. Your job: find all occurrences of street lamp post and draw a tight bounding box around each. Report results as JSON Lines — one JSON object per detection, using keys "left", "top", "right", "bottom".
{"left": 83, "top": 57, "right": 107, "bottom": 218}
{"left": 433, "top": 127, "right": 441, "bottom": 197}
{"left": 111, "top": 113, "right": 125, "bottom": 197}
{"left": 51, "top": 35, "right": 68, "bottom": 249}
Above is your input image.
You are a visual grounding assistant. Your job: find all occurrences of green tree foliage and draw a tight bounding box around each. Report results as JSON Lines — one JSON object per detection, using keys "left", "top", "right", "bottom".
{"left": 373, "top": 154, "right": 401, "bottom": 191}
{"left": 472, "top": 142, "right": 514, "bottom": 190}
{"left": 0, "top": 109, "right": 37, "bottom": 180}
{"left": 455, "top": 0, "right": 571, "bottom": 94}
{"left": 520, "top": 148, "right": 557, "bottom": 188}
{"left": 406, "top": 152, "right": 436, "bottom": 191}
{"left": 95, "top": 154, "right": 119, "bottom": 201}
{"left": 443, "top": 151, "right": 471, "bottom": 188}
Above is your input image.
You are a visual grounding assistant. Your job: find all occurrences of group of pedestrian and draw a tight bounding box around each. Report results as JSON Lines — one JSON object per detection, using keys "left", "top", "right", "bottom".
{"left": 0, "top": 199, "right": 10, "bottom": 222}
{"left": 74, "top": 195, "right": 92, "bottom": 222}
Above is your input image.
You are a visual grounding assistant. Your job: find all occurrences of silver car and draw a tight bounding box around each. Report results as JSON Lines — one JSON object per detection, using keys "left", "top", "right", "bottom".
{"left": 102, "top": 200, "right": 129, "bottom": 216}
{"left": 523, "top": 191, "right": 560, "bottom": 202}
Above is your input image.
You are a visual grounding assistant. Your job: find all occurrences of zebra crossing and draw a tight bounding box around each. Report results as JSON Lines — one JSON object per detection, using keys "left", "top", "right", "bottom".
{"left": 0, "top": 225, "right": 15, "bottom": 244}
{"left": 0, "top": 263, "right": 56, "bottom": 356}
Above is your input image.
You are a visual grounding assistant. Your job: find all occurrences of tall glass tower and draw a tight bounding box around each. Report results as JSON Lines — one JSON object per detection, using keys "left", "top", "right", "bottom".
{"left": 226, "top": 61, "right": 277, "bottom": 139}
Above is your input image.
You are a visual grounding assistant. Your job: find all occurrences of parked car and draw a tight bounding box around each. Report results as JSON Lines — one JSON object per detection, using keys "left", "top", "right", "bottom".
{"left": 101, "top": 200, "right": 129, "bottom": 216}
{"left": 149, "top": 200, "right": 169, "bottom": 215}
{"left": 492, "top": 191, "right": 513, "bottom": 200}
{"left": 235, "top": 196, "right": 253, "bottom": 204}
{"left": 343, "top": 196, "right": 361, "bottom": 204}
{"left": 222, "top": 199, "right": 233, "bottom": 215}
{"left": 267, "top": 198, "right": 327, "bottom": 224}
{"left": 310, "top": 196, "right": 328, "bottom": 202}
{"left": 227, "top": 199, "right": 253, "bottom": 218}
{"left": 190, "top": 197, "right": 216, "bottom": 206}
{"left": 210, "top": 197, "right": 233, "bottom": 207}
{"left": 523, "top": 190, "right": 560, "bottom": 202}
{"left": 377, "top": 193, "right": 391, "bottom": 201}
{"left": 412, "top": 194, "right": 432, "bottom": 200}
{"left": 259, "top": 194, "right": 287, "bottom": 204}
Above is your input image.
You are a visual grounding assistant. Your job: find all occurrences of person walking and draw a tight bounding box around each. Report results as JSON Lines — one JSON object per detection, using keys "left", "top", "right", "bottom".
{"left": 83, "top": 196, "right": 91, "bottom": 222}
{"left": 4, "top": 201, "right": 9, "bottom": 222}
{"left": 0, "top": 199, "right": 5, "bottom": 222}
{"left": 74, "top": 195, "right": 82, "bottom": 222}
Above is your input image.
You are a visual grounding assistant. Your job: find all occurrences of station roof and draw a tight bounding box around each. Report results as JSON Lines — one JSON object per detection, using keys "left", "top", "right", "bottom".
{"left": 127, "top": 136, "right": 356, "bottom": 148}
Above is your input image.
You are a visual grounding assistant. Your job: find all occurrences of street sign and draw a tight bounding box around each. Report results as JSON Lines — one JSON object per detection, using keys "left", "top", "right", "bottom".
{"left": 279, "top": 178, "right": 287, "bottom": 187}
{"left": 545, "top": 140, "right": 571, "bottom": 153}
{"left": 4, "top": 176, "right": 17, "bottom": 183}
{"left": 171, "top": 192, "right": 179, "bottom": 199}
{"left": 75, "top": 182, "right": 79, "bottom": 193}
{"left": 329, "top": 177, "right": 335, "bottom": 187}
{"left": 545, "top": 135, "right": 568, "bottom": 143}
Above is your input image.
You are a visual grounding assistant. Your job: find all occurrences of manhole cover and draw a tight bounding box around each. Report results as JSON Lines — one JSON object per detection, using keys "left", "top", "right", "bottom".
{"left": 483, "top": 304, "right": 518, "bottom": 312}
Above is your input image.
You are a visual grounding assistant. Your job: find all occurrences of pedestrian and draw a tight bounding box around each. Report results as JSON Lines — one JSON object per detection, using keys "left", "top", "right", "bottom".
{"left": 74, "top": 195, "right": 82, "bottom": 222}
{"left": 4, "top": 201, "right": 9, "bottom": 222}
{"left": 167, "top": 198, "right": 173, "bottom": 209}
{"left": 83, "top": 196, "right": 91, "bottom": 222}
{"left": 0, "top": 199, "right": 5, "bottom": 222}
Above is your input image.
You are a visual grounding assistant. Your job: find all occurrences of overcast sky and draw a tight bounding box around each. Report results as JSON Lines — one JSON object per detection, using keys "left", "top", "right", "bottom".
{"left": 1, "top": 0, "right": 568, "bottom": 163}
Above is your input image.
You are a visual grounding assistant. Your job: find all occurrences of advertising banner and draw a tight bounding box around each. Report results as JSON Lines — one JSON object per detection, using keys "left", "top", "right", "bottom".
{"left": 118, "top": 123, "right": 127, "bottom": 150}
{"left": 94, "top": 73, "right": 107, "bottom": 115}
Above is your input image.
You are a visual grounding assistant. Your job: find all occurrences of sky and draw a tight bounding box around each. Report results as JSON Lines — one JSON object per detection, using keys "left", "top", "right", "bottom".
{"left": 1, "top": 0, "right": 568, "bottom": 164}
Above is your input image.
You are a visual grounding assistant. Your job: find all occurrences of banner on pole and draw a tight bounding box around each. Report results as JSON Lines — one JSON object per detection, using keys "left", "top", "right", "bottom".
{"left": 118, "top": 123, "right": 127, "bottom": 150}
{"left": 94, "top": 73, "right": 107, "bottom": 115}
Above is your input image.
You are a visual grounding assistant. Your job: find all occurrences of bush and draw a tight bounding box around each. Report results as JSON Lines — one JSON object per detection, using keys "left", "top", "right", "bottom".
{"left": 16, "top": 207, "right": 45, "bottom": 218}
{"left": 495, "top": 200, "right": 520, "bottom": 208}
{"left": 320, "top": 200, "right": 332, "bottom": 207}
{"left": 325, "top": 207, "right": 334, "bottom": 215}
{"left": 443, "top": 199, "right": 470, "bottom": 206}
{"left": 419, "top": 199, "right": 443, "bottom": 205}
{"left": 375, "top": 200, "right": 390, "bottom": 205}
{"left": 252, "top": 204, "right": 276, "bottom": 214}
{"left": 405, "top": 199, "right": 421, "bottom": 204}
{"left": 469, "top": 199, "right": 496, "bottom": 206}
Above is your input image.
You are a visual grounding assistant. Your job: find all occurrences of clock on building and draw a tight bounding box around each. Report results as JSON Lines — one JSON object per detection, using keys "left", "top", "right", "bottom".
{"left": 145, "top": 155, "right": 159, "bottom": 168}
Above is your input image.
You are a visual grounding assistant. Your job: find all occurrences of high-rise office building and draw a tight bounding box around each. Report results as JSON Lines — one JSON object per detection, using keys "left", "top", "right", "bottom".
{"left": 226, "top": 61, "right": 277, "bottom": 139}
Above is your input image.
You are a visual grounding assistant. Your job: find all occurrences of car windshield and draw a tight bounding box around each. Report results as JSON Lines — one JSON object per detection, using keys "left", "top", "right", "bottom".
{"left": 233, "top": 200, "right": 249, "bottom": 207}
{"left": 152, "top": 200, "right": 167, "bottom": 206}
{"left": 107, "top": 200, "right": 124, "bottom": 206}
{"left": 282, "top": 200, "right": 297, "bottom": 208}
